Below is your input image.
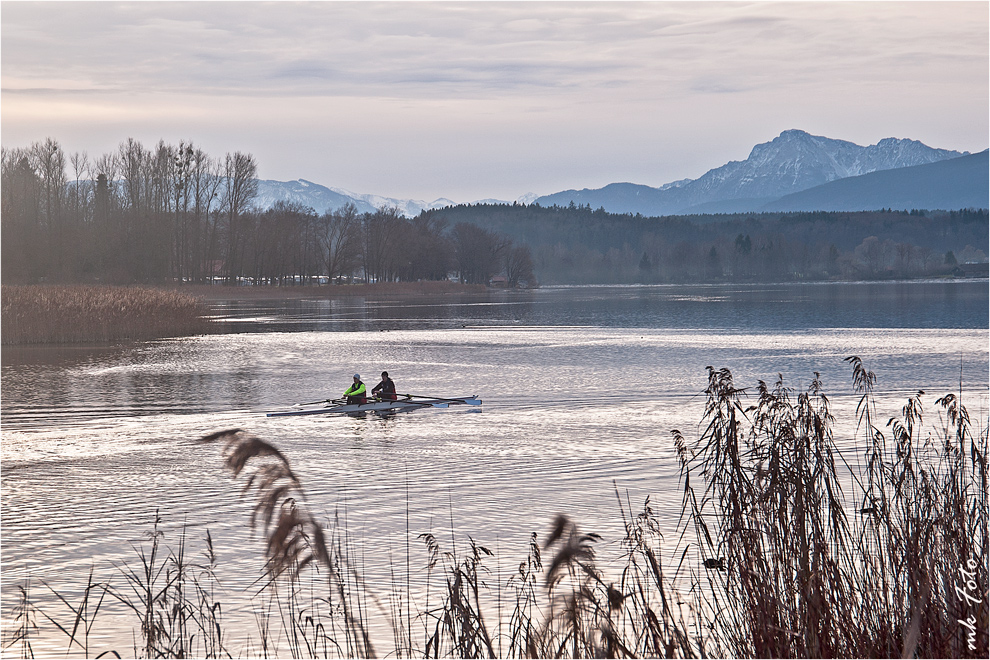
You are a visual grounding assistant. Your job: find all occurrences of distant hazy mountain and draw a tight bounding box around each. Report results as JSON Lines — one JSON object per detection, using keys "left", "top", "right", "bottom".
{"left": 254, "top": 130, "right": 982, "bottom": 218}
{"left": 761, "top": 149, "right": 989, "bottom": 212}
{"left": 535, "top": 130, "right": 970, "bottom": 215}
{"left": 254, "top": 179, "right": 377, "bottom": 214}
{"left": 254, "top": 179, "right": 459, "bottom": 217}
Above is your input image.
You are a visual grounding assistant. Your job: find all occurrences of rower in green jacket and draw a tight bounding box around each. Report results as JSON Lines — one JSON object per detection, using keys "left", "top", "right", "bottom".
{"left": 344, "top": 374, "right": 367, "bottom": 404}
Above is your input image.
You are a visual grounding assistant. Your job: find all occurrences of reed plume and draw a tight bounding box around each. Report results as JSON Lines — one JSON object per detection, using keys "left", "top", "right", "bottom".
{"left": 2, "top": 583, "right": 38, "bottom": 659}
{"left": 197, "top": 429, "right": 330, "bottom": 580}
{"left": 197, "top": 428, "right": 376, "bottom": 657}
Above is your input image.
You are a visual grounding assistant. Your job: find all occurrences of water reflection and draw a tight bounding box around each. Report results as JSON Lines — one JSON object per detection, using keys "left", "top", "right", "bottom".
{"left": 204, "top": 281, "right": 988, "bottom": 333}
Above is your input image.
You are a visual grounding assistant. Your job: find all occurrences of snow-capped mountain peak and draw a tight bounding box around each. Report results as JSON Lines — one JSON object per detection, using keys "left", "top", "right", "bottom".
{"left": 682, "top": 129, "right": 966, "bottom": 202}
{"left": 253, "top": 179, "right": 461, "bottom": 217}
{"left": 254, "top": 178, "right": 535, "bottom": 217}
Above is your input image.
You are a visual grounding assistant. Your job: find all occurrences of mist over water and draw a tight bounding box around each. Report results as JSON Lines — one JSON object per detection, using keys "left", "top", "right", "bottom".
{"left": 2, "top": 281, "right": 987, "bottom": 655}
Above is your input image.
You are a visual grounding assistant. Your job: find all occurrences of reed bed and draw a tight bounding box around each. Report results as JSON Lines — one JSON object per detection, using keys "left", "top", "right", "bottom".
{"left": 674, "top": 359, "right": 987, "bottom": 658}
{"left": 3, "top": 359, "right": 987, "bottom": 658}
{"left": 1, "top": 284, "right": 213, "bottom": 345}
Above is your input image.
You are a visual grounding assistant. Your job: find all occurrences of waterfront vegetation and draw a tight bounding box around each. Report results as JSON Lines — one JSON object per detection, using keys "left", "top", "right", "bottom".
{"left": 0, "top": 285, "right": 213, "bottom": 345}
{"left": 4, "top": 360, "right": 986, "bottom": 658}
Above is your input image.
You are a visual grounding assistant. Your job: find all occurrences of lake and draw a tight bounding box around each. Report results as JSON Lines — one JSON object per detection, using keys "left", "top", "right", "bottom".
{"left": 2, "top": 281, "right": 987, "bottom": 656}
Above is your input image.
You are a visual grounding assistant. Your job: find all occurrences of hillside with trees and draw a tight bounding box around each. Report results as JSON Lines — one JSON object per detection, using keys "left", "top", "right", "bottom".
{"left": 2, "top": 137, "right": 985, "bottom": 287}
{"left": 423, "top": 203, "right": 988, "bottom": 284}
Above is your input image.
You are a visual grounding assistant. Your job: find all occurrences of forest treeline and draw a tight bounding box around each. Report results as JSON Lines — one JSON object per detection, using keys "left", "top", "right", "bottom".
{"left": 1, "top": 138, "right": 534, "bottom": 287}
{"left": 424, "top": 203, "right": 989, "bottom": 284}
{"left": 3, "top": 137, "right": 987, "bottom": 287}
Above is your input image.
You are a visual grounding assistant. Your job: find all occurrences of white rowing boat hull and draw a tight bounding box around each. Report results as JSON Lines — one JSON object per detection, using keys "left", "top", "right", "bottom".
{"left": 266, "top": 396, "right": 481, "bottom": 417}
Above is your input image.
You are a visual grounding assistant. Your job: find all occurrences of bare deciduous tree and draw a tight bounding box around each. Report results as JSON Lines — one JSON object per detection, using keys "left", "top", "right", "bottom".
{"left": 221, "top": 152, "right": 258, "bottom": 283}
{"left": 318, "top": 203, "right": 361, "bottom": 282}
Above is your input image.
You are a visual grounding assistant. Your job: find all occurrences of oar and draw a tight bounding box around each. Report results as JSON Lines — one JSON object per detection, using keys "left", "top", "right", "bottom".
{"left": 399, "top": 394, "right": 481, "bottom": 405}
{"left": 293, "top": 397, "right": 342, "bottom": 407}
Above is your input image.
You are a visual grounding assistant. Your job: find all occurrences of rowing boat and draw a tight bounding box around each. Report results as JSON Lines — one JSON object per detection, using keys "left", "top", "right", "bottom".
{"left": 266, "top": 394, "right": 482, "bottom": 417}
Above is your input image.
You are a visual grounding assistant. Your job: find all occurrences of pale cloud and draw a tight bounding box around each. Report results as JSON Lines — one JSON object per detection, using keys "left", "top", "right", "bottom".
{"left": 2, "top": 1, "right": 986, "bottom": 202}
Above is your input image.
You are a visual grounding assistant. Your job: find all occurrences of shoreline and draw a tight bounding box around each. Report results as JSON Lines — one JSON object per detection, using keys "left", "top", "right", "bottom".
{"left": 3, "top": 278, "right": 985, "bottom": 345}
{"left": 167, "top": 276, "right": 987, "bottom": 302}
{"left": 169, "top": 281, "right": 491, "bottom": 302}
{"left": 0, "top": 281, "right": 493, "bottom": 345}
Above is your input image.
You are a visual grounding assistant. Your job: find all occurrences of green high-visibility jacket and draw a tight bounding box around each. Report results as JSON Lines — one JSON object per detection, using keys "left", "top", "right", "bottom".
{"left": 344, "top": 381, "right": 366, "bottom": 397}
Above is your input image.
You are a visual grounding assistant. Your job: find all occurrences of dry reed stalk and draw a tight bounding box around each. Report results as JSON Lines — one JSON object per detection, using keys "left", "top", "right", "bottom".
{"left": 190, "top": 529, "right": 227, "bottom": 658}
{"left": 2, "top": 583, "right": 39, "bottom": 659}
{"left": 38, "top": 569, "right": 112, "bottom": 659}
{"left": 29, "top": 513, "right": 232, "bottom": 659}
{"left": 419, "top": 532, "right": 497, "bottom": 658}
{"left": 501, "top": 532, "right": 542, "bottom": 658}
{"left": 613, "top": 493, "right": 697, "bottom": 658}
{"left": 109, "top": 511, "right": 192, "bottom": 658}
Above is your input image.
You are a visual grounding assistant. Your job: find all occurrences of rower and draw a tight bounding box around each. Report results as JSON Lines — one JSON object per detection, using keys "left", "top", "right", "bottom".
{"left": 343, "top": 374, "right": 367, "bottom": 404}
{"left": 372, "top": 371, "right": 397, "bottom": 401}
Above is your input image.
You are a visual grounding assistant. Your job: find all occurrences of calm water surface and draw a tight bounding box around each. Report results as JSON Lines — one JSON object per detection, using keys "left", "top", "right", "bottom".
{"left": 2, "top": 282, "right": 987, "bottom": 655}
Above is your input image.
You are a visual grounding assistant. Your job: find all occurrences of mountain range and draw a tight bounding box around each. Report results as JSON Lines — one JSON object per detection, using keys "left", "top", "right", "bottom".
{"left": 254, "top": 130, "right": 987, "bottom": 217}
{"left": 534, "top": 130, "right": 979, "bottom": 214}
{"left": 253, "top": 179, "right": 458, "bottom": 217}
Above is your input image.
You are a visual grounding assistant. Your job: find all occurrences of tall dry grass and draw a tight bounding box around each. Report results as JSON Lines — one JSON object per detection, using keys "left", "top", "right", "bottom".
{"left": 4, "top": 358, "right": 987, "bottom": 658}
{"left": 674, "top": 358, "right": 988, "bottom": 658}
{"left": 1, "top": 284, "right": 213, "bottom": 344}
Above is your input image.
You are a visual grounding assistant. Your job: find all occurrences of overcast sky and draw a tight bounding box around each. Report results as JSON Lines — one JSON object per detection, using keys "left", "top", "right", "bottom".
{"left": 2, "top": 1, "right": 987, "bottom": 203}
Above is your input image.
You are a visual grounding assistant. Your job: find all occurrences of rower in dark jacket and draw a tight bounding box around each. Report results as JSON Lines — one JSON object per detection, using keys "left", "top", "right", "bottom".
{"left": 372, "top": 371, "right": 397, "bottom": 401}
{"left": 343, "top": 374, "right": 367, "bottom": 404}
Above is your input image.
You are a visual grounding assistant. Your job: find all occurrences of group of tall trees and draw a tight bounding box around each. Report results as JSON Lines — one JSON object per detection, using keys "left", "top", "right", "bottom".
{"left": 2, "top": 138, "right": 259, "bottom": 285}
{"left": 1, "top": 138, "right": 534, "bottom": 287}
